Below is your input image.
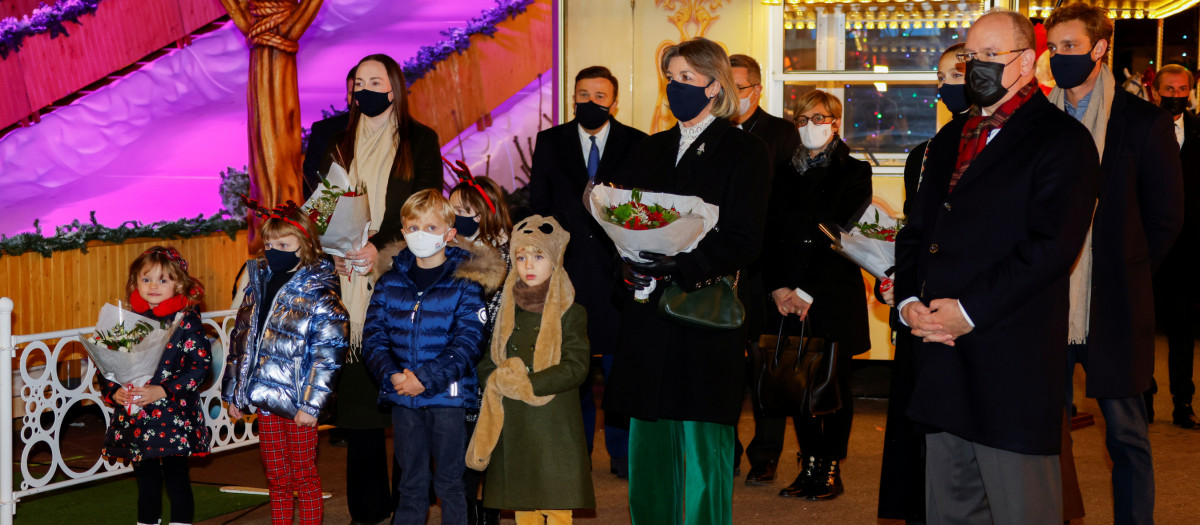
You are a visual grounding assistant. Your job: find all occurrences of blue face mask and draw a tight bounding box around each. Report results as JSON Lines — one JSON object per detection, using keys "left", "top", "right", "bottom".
{"left": 264, "top": 249, "right": 300, "bottom": 273}
{"left": 666, "top": 79, "right": 714, "bottom": 122}
{"left": 938, "top": 84, "right": 971, "bottom": 114}
{"left": 1048, "top": 47, "right": 1098, "bottom": 90}
{"left": 454, "top": 214, "right": 480, "bottom": 239}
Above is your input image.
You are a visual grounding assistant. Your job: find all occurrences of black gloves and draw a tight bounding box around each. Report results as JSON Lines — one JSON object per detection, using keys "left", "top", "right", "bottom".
{"left": 626, "top": 251, "right": 678, "bottom": 279}
{"left": 622, "top": 262, "right": 652, "bottom": 291}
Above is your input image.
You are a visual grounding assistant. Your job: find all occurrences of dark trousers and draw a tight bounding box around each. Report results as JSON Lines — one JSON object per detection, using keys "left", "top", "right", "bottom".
{"left": 392, "top": 406, "right": 467, "bottom": 525}
{"left": 795, "top": 349, "right": 854, "bottom": 459}
{"left": 134, "top": 456, "right": 193, "bottom": 524}
{"left": 581, "top": 354, "right": 630, "bottom": 461}
{"left": 1154, "top": 268, "right": 1195, "bottom": 405}
{"left": 1066, "top": 344, "right": 1155, "bottom": 524}
{"left": 345, "top": 427, "right": 396, "bottom": 522}
{"left": 739, "top": 340, "right": 786, "bottom": 467}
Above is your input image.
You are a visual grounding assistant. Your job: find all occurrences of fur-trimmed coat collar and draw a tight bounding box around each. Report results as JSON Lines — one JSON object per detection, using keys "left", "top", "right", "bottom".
{"left": 374, "top": 235, "right": 507, "bottom": 295}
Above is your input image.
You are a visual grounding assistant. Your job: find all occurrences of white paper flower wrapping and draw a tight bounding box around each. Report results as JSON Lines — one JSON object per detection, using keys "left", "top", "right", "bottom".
{"left": 79, "top": 303, "right": 180, "bottom": 414}
{"left": 303, "top": 162, "right": 372, "bottom": 259}
{"left": 585, "top": 186, "right": 720, "bottom": 300}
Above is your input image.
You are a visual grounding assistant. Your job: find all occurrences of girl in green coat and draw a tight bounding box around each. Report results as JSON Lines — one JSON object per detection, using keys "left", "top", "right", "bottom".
{"left": 467, "top": 215, "right": 596, "bottom": 524}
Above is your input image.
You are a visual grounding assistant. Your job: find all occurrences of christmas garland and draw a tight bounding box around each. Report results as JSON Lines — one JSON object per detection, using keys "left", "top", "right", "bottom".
{"left": 0, "top": 0, "right": 104, "bottom": 59}
{"left": 0, "top": 165, "right": 252, "bottom": 259}
{"left": 401, "top": 0, "right": 535, "bottom": 84}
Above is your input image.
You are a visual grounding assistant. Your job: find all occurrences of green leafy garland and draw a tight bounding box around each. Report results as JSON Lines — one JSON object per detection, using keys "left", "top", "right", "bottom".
{"left": 0, "top": 211, "right": 246, "bottom": 259}
{"left": 1, "top": 165, "right": 251, "bottom": 259}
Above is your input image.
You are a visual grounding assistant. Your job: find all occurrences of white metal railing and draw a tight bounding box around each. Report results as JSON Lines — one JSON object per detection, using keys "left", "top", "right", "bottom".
{"left": 0, "top": 298, "right": 259, "bottom": 525}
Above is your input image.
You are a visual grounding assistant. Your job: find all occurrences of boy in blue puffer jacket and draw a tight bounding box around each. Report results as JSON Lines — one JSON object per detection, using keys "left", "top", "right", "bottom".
{"left": 363, "top": 189, "right": 493, "bottom": 525}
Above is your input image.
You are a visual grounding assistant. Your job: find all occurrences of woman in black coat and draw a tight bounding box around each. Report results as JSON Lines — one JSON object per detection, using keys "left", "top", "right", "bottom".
{"left": 315, "top": 53, "right": 443, "bottom": 525}
{"left": 876, "top": 43, "right": 965, "bottom": 524}
{"left": 762, "top": 89, "right": 872, "bottom": 501}
{"left": 603, "top": 37, "right": 770, "bottom": 525}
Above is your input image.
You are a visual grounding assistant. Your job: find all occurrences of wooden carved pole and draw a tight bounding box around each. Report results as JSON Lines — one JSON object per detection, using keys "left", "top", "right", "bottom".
{"left": 220, "top": 0, "right": 323, "bottom": 252}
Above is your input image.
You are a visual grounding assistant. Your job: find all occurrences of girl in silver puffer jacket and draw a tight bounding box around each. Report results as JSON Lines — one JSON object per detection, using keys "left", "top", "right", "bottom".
{"left": 222, "top": 205, "right": 349, "bottom": 525}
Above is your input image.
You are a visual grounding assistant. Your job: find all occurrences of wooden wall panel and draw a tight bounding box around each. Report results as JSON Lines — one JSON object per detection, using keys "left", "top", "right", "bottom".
{"left": 0, "top": 56, "right": 30, "bottom": 128}
{"left": 17, "top": 0, "right": 185, "bottom": 110}
{"left": 0, "top": 231, "right": 249, "bottom": 339}
{"left": 178, "top": 0, "right": 226, "bottom": 34}
{"left": 408, "top": 0, "right": 554, "bottom": 146}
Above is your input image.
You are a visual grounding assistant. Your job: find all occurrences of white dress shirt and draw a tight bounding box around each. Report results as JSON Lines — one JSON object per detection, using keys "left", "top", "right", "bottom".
{"left": 1176, "top": 116, "right": 1185, "bottom": 149}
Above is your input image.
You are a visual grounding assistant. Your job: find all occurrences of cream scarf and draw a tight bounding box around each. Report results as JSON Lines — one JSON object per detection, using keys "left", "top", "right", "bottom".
{"left": 341, "top": 113, "right": 399, "bottom": 350}
{"left": 1049, "top": 64, "right": 1114, "bottom": 344}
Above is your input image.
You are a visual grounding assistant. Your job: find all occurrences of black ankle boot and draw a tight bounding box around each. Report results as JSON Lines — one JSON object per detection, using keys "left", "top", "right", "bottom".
{"left": 778, "top": 455, "right": 817, "bottom": 498}
{"left": 806, "top": 457, "right": 844, "bottom": 501}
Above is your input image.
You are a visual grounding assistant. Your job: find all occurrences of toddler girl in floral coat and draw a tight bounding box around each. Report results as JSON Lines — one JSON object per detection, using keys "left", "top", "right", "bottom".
{"left": 102, "top": 246, "right": 212, "bottom": 525}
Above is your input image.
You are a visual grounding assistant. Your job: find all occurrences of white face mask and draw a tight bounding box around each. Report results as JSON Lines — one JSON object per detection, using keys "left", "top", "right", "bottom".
{"left": 738, "top": 95, "right": 753, "bottom": 116}
{"left": 404, "top": 230, "right": 448, "bottom": 258}
{"left": 798, "top": 122, "right": 834, "bottom": 151}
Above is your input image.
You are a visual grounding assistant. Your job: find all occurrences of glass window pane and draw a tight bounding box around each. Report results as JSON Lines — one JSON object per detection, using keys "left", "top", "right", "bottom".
{"left": 783, "top": 82, "right": 938, "bottom": 156}
{"left": 783, "top": 26, "right": 818, "bottom": 71}
{"left": 844, "top": 25, "right": 968, "bottom": 71}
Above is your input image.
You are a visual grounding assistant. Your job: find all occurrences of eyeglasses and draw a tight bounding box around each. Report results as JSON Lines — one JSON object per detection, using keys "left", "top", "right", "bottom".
{"left": 736, "top": 84, "right": 760, "bottom": 92}
{"left": 794, "top": 114, "right": 834, "bottom": 127}
{"left": 955, "top": 48, "right": 1027, "bottom": 63}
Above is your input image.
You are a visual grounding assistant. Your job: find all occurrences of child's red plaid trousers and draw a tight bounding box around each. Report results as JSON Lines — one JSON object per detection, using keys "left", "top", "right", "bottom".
{"left": 259, "top": 413, "right": 323, "bottom": 524}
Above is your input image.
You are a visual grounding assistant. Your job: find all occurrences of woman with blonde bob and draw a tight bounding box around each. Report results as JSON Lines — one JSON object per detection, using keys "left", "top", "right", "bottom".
{"left": 603, "top": 37, "right": 772, "bottom": 524}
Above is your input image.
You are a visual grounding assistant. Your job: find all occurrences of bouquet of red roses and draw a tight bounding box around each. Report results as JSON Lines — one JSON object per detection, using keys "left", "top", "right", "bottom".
{"left": 820, "top": 207, "right": 903, "bottom": 279}
{"left": 587, "top": 186, "right": 719, "bottom": 300}
{"left": 302, "top": 162, "right": 371, "bottom": 260}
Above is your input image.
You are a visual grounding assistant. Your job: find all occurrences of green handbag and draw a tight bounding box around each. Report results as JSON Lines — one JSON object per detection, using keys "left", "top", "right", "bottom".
{"left": 657, "top": 273, "right": 745, "bottom": 330}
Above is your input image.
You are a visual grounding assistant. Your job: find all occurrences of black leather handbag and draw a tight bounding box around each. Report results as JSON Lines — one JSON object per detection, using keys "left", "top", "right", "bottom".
{"left": 657, "top": 274, "right": 745, "bottom": 330}
{"left": 755, "top": 318, "right": 841, "bottom": 417}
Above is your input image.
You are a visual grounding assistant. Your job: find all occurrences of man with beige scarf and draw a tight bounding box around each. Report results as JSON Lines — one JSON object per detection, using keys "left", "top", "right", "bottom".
{"left": 1045, "top": 5, "right": 1184, "bottom": 524}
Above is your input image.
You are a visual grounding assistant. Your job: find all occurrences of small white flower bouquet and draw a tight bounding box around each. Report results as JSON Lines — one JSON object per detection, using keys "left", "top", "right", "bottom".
{"left": 302, "top": 162, "right": 371, "bottom": 261}
{"left": 80, "top": 303, "right": 179, "bottom": 414}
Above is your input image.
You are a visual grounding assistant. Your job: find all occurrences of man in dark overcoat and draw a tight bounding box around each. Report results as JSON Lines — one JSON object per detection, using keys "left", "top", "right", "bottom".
{"left": 528, "top": 65, "right": 647, "bottom": 477}
{"left": 726, "top": 53, "right": 802, "bottom": 484}
{"left": 894, "top": 10, "right": 1099, "bottom": 523}
{"left": 1149, "top": 63, "right": 1200, "bottom": 429}
{"left": 1044, "top": 6, "right": 1184, "bottom": 523}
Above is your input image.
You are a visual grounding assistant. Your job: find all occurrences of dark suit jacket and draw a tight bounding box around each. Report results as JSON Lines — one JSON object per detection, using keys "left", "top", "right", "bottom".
{"left": 528, "top": 117, "right": 647, "bottom": 355}
{"left": 740, "top": 107, "right": 800, "bottom": 172}
{"left": 895, "top": 91, "right": 1100, "bottom": 454}
{"left": 1156, "top": 112, "right": 1200, "bottom": 289}
{"left": 604, "top": 118, "right": 771, "bottom": 426}
{"left": 763, "top": 139, "right": 873, "bottom": 355}
{"left": 1083, "top": 91, "right": 1184, "bottom": 399}
{"left": 317, "top": 120, "right": 444, "bottom": 247}
{"left": 302, "top": 112, "right": 351, "bottom": 200}
{"left": 739, "top": 107, "right": 801, "bottom": 337}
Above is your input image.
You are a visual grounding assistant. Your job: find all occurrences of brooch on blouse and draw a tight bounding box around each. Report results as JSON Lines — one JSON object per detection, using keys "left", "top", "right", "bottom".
{"left": 697, "top": 143, "right": 706, "bottom": 155}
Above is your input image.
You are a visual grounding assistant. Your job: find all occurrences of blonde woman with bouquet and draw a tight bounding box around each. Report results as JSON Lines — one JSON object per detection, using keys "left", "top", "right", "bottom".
{"left": 603, "top": 37, "right": 771, "bottom": 525}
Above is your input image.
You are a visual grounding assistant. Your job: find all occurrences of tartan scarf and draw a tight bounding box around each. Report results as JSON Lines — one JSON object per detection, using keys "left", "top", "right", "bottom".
{"left": 949, "top": 80, "right": 1039, "bottom": 192}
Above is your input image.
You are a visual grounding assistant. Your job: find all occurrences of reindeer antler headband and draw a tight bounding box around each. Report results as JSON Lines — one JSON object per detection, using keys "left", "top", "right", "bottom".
{"left": 142, "top": 246, "right": 190, "bottom": 273}
{"left": 240, "top": 195, "right": 310, "bottom": 236}
{"left": 443, "top": 157, "right": 497, "bottom": 214}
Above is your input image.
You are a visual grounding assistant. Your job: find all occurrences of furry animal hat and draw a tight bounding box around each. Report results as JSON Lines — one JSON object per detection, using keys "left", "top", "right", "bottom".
{"left": 467, "top": 215, "right": 574, "bottom": 470}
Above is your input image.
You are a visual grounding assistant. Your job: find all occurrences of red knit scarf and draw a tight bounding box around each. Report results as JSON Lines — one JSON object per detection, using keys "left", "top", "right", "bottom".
{"left": 130, "top": 290, "right": 189, "bottom": 318}
{"left": 950, "top": 80, "right": 1039, "bottom": 193}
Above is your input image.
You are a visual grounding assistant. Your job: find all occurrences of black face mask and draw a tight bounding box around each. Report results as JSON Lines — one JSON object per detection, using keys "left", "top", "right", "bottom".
{"left": 354, "top": 89, "right": 392, "bottom": 117}
{"left": 264, "top": 249, "right": 301, "bottom": 273}
{"left": 965, "top": 53, "right": 1022, "bottom": 108}
{"left": 575, "top": 101, "right": 611, "bottom": 130}
{"left": 1048, "top": 48, "right": 1098, "bottom": 90}
{"left": 938, "top": 84, "right": 971, "bottom": 114}
{"left": 454, "top": 214, "right": 480, "bottom": 238}
{"left": 666, "top": 80, "right": 714, "bottom": 122}
{"left": 1159, "top": 96, "right": 1189, "bottom": 116}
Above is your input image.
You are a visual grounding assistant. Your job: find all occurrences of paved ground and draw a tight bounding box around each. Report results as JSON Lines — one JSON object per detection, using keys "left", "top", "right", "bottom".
{"left": 191, "top": 334, "right": 1200, "bottom": 524}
